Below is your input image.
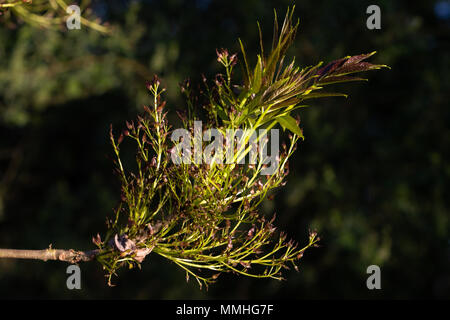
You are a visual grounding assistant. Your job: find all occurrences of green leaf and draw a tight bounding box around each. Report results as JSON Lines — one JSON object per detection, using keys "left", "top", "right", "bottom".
{"left": 277, "top": 114, "right": 304, "bottom": 139}
{"left": 215, "top": 105, "right": 229, "bottom": 121}
{"left": 252, "top": 55, "right": 263, "bottom": 93}
{"left": 239, "top": 39, "right": 251, "bottom": 87}
{"left": 301, "top": 92, "right": 348, "bottom": 100}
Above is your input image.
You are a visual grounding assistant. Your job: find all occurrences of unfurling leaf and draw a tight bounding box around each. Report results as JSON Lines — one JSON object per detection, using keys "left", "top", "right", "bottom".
{"left": 277, "top": 114, "right": 304, "bottom": 139}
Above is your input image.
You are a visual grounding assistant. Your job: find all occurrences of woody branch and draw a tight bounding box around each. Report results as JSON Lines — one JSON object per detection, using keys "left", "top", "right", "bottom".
{"left": 0, "top": 248, "right": 99, "bottom": 263}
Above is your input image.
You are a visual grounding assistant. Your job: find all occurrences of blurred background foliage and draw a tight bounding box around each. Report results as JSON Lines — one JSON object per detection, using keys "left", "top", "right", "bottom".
{"left": 0, "top": 0, "right": 449, "bottom": 299}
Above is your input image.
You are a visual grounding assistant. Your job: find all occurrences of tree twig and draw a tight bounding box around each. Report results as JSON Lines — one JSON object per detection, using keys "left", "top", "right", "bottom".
{"left": 0, "top": 248, "right": 99, "bottom": 263}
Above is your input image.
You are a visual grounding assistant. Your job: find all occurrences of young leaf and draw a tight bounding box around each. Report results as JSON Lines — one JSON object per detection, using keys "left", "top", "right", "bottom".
{"left": 252, "top": 55, "right": 263, "bottom": 93}
{"left": 277, "top": 114, "right": 304, "bottom": 139}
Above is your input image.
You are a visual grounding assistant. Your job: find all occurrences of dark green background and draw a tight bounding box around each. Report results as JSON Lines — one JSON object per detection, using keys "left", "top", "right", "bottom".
{"left": 0, "top": 0, "right": 449, "bottom": 299}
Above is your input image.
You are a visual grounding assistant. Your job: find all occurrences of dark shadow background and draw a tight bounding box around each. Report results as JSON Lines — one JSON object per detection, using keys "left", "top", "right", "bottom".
{"left": 0, "top": 0, "right": 449, "bottom": 299}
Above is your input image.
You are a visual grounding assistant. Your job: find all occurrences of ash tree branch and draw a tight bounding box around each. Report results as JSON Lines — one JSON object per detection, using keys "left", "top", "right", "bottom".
{"left": 0, "top": 248, "right": 99, "bottom": 263}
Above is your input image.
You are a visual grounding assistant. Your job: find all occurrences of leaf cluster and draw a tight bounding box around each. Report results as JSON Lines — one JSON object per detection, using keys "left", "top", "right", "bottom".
{"left": 99, "top": 7, "right": 386, "bottom": 288}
